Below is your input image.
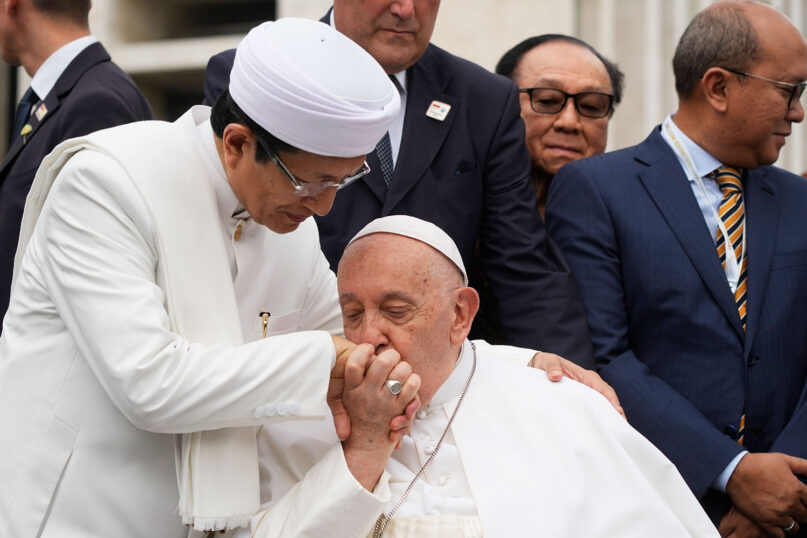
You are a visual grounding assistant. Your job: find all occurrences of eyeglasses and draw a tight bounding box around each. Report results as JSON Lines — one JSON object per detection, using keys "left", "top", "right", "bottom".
{"left": 519, "top": 87, "right": 615, "bottom": 118}
{"left": 721, "top": 67, "right": 807, "bottom": 109}
{"left": 255, "top": 136, "right": 371, "bottom": 197}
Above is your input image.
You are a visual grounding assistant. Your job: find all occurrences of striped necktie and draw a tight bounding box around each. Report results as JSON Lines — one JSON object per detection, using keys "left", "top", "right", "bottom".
{"left": 711, "top": 166, "right": 747, "bottom": 331}
{"left": 711, "top": 166, "right": 747, "bottom": 445}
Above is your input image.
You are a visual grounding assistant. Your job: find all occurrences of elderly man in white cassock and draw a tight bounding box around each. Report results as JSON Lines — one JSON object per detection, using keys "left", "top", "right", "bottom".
{"left": 0, "top": 18, "right": 409, "bottom": 537}
{"left": 244, "top": 215, "right": 720, "bottom": 538}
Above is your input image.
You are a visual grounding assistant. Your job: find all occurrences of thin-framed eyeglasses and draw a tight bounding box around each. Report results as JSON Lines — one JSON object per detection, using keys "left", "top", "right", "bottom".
{"left": 519, "top": 87, "right": 615, "bottom": 118}
{"left": 720, "top": 67, "right": 807, "bottom": 109}
{"left": 255, "top": 136, "right": 371, "bottom": 197}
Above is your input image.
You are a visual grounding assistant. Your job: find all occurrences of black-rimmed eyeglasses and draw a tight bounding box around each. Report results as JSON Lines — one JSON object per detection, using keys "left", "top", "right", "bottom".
{"left": 721, "top": 67, "right": 807, "bottom": 109}
{"left": 255, "top": 136, "right": 371, "bottom": 197}
{"left": 519, "top": 87, "right": 615, "bottom": 118}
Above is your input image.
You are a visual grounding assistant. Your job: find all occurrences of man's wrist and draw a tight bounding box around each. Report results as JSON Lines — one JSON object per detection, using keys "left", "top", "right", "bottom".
{"left": 342, "top": 441, "right": 394, "bottom": 492}
{"left": 715, "top": 451, "right": 748, "bottom": 492}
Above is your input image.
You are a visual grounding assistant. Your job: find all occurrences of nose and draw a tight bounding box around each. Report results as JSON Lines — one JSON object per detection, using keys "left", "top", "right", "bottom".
{"left": 302, "top": 188, "right": 338, "bottom": 216}
{"left": 390, "top": 0, "right": 415, "bottom": 19}
{"left": 356, "top": 317, "right": 390, "bottom": 352}
{"left": 553, "top": 98, "right": 582, "bottom": 131}
{"left": 787, "top": 98, "right": 805, "bottom": 123}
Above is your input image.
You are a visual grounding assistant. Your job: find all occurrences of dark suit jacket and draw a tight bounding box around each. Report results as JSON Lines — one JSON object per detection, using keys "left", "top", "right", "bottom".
{"left": 202, "top": 22, "right": 595, "bottom": 366}
{"left": 547, "top": 126, "right": 807, "bottom": 524}
{"left": 0, "top": 42, "right": 153, "bottom": 328}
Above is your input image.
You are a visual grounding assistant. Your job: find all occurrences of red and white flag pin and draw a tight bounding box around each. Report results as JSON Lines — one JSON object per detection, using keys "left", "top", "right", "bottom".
{"left": 425, "top": 100, "right": 451, "bottom": 121}
{"left": 35, "top": 103, "right": 48, "bottom": 121}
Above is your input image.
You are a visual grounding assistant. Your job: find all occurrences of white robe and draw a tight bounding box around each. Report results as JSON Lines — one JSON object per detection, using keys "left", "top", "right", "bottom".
{"left": 0, "top": 107, "right": 343, "bottom": 537}
{"left": 247, "top": 340, "right": 719, "bottom": 537}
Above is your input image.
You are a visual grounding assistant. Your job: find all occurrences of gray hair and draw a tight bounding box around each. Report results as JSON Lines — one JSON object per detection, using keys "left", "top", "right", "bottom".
{"left": 672, "top": 1, "right": 760, "bottom": 98}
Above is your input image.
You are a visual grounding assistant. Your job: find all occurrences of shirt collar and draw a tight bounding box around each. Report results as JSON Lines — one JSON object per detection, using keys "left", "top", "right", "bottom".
{"left": 191, "top": 105, "right": 245, "bottom": 220}
{"left": 30, "top": 35, "right": 98, "bottom": 100}
{"left": 661, "top": 114, "right": 722, "bottom": 180}
{"left": 428, "top": 339, "right": 474, "bottom": 408}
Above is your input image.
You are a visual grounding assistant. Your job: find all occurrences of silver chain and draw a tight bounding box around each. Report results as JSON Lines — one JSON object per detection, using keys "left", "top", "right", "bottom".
{"left": 372, "top": 342, "right": 477, "bottom": 537}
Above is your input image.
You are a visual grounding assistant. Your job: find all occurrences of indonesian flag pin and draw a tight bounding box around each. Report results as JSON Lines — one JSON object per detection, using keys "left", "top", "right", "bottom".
{"left": 35, "top": 103, "right": 48, "bottom": 121}
{"left": 425, "top": 100, "right": 451, "bottom": 121}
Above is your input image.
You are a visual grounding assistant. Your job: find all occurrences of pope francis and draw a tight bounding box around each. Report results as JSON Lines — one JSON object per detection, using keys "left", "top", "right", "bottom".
{"left": 244, "top": 216, "right": 720, "bottom": 538}
{"left": 0, "top": 18, "right": 403, "bottom": 538}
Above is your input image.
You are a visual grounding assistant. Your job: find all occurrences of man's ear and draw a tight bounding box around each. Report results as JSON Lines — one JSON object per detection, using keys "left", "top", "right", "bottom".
{"left": 220, "top": 123, "right": 252, "bottom": 170}
{"left": 449, "top": 287, "right": 480, "bottom": 346}
{"left": 700, "top": 67, "right": 732, "bottom": 113}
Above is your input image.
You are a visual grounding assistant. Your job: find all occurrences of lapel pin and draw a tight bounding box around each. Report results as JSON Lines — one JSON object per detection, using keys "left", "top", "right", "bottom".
{"left": 425, "top": 100, "right": 451, "bottom": 121}
{"left": 35, "top": 103, "right": 48, "bottom": 121}
{"left": 20, "top": 124, "right": 32, "bottom": 145}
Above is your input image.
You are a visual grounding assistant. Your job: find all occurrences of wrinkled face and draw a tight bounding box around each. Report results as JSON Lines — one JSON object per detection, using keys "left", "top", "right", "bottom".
{"left": 338, "top": 234, "right": 460, "bottom": 403}
{"left": 514, "top": 41, "right": 613, "bottom": 176}
{"left": 719, "top": 9, "right": 807, "bottom": 168}
{"left": 334, "top": 0, "right": 440, "bottom": 74}
{"left": 226, "top": 135, "right": 365, "bottom": 234}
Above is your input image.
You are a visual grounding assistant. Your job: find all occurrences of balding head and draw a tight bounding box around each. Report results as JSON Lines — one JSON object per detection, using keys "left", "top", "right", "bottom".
{"left": 672, "top": 0, "right": 807, "bottom": 168}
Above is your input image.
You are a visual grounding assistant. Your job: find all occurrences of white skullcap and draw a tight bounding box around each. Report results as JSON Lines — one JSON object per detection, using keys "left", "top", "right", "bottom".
{"left": 348, "top": 216, "right": 468, "bottom": 286}
{"left": 229, "top": 18, "right": 400, "bottom": 157}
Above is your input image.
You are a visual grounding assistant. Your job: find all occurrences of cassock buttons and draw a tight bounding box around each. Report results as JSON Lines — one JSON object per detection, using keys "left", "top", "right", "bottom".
{"left": 233, "top": 223, "right": 243, "bottom": 241}
{"left": 253, "top": 406, "right": 265, "bottom": 419}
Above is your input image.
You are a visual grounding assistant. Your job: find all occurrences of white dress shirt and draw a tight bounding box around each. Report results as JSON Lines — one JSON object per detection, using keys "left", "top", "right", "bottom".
{"left": 29, "top": 35, "right": 98, "bottom": 100}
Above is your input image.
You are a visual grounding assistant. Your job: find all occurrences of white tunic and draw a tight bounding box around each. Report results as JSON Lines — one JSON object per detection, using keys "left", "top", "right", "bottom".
{"left": 0, "top": 107, "right": 343, "bottom": 537}
{"left": 248, "top": 341, "right": 719, "bottom": 537}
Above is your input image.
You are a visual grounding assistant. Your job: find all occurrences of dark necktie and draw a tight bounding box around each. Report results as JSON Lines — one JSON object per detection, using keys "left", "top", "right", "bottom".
{"left": 375, "top": 132, "right": 394, "bottom": 187}
{"left": 12, "top": 87, "right": 39, "bottom": 144}
{"left": 375, "top": 75, "right": 404, "bottom": 187}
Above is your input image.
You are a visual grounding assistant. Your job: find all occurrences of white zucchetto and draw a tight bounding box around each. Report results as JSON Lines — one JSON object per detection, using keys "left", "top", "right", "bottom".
{"left": 348, "top": 215, "right": 469, "bottom": 285}
{"left": 229, "top": 18, "right": 400, "bottom": 157}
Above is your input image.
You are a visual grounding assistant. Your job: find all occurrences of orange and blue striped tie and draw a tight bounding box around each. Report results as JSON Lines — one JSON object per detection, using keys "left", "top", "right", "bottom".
{"left": 711, "top": 167, "right": 748, "bottom": 331}
{"left": 711, "top": 166, "right": 747, "bottom": 445}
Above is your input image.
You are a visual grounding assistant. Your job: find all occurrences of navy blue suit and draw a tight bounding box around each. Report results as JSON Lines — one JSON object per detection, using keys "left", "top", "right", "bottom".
{"left": 546, "top": 126, "right": 807, "bottom": 524}
{"left": 202, "top": 24, "right": 595, "bottom": 366}
{"left": 0, "top": 42, "right": 153, "bottom": 329}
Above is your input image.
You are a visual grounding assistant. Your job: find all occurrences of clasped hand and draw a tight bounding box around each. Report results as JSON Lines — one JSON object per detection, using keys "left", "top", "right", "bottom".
{"left": 328, "top": 336, "right": 420, "bottom": 447}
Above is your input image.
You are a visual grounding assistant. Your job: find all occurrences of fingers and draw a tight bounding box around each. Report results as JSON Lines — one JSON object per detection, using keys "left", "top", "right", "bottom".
{"left": 785, "top": 454, "right": 807, "bottom": 478}
{"left": 531, "top": 352, "right": 626, "bottom": 418}
{"left": 389, "top": 386, "right": 421, "bottom": 443}
{"left": 364, "top": 348, "right": 402, "bottom": 387}
{"left": 343, "top": 343, "right": 375, "bottom": 390}
{"left": 530, "top": 351, "right": 564, "bottom": 381}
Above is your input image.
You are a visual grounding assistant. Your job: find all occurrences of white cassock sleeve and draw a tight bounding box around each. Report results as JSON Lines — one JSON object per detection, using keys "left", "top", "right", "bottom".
{"left": 248, "top": 443, "right": 390, "bottom": 537}
{"left": 27, "top": 149, "right": 338, "bottom": 433}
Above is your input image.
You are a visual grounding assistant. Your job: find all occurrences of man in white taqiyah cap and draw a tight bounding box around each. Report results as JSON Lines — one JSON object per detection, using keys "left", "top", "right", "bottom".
{"left": 244, "top": 215, "right": 718, "bottom": 538}
{"left": 0, "top": 17, "right": 411, "bottom": 538}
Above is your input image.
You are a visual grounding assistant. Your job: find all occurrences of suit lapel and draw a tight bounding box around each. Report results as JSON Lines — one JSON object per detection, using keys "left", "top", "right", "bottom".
{"left": 0, "top": 42, "right": 110, "bottom": 177}
{"left": 742, "top": 168, "right": 777, "bottom": 356}
{"left": 636, "top": 130, "right": 745, "bottom": 340}
{"left": 382, "top": 46, "right": 457, "bottom": 213}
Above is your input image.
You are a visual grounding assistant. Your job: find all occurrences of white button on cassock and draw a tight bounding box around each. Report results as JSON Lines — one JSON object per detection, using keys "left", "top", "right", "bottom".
{"left": 263, "top": 403, "right": 276, "bottom": 417}
{"left": 253, "top": 406, "right": 264, "bottom": 419}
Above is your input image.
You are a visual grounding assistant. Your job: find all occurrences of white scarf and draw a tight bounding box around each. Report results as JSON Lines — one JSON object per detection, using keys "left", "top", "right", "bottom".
{"left": 15, "top": 110, "right": 259, "bottom": 531}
